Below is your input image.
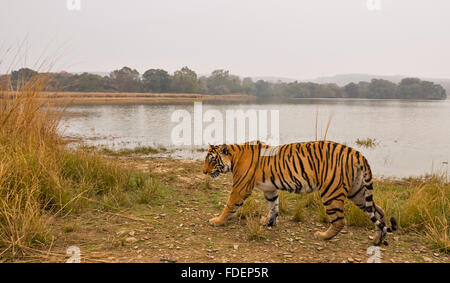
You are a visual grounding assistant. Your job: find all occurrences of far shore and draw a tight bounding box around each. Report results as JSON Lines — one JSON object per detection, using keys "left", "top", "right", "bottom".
{"left": 18, "top": 91, "right": 255, "bottom": 104}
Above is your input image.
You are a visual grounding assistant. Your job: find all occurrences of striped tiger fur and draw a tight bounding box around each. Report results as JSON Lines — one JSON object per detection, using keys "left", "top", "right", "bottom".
{"left": 202, "top": 140, "right": 397, "bottom": 245}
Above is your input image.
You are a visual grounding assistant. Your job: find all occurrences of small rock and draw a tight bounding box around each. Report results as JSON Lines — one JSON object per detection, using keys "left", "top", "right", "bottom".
{"left": 233, "top": 244, "right": 239, "bottom": 250}
{"left": 347, "top": 257, "right": 354, "bottom": 263}
{"left": 423, "top": 257, "right": 432, "bottom": 263}
{"left": 125, "top": 237, "right": 137, "bottom": 243}
{"left": 354, "top": 258, "right": 361, "bottom": 262}
{"left": 390, "top": 259, "right": 395, "bottom": 263}
{"left": 128, "top": 231, "right": 135, "bottom": 236}
{"left": 316, "top": 247, "right": 324, "bottom": 251}
{"left": 393, "top": 236, "right": 399, "bottom": 241}
{"left": 368, "top": 235, "right": 374, "bottom": 240}
{"left": 433, "top": 253, "right": 439, "bottom": 257}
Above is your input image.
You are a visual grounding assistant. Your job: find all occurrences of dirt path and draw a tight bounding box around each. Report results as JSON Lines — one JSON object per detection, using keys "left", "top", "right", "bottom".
{"left": 19, "top": 157, "right": 448, "bottom": 263}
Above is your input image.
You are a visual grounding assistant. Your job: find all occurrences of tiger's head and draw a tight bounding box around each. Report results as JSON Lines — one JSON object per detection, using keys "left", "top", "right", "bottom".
{"left": 202, "top": 144, "right": 233, "bottom": 178}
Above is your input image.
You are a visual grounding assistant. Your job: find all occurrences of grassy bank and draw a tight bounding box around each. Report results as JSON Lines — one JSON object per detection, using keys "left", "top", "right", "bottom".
{"left": 0, "top": 75, "right": 163, "bottom": 258}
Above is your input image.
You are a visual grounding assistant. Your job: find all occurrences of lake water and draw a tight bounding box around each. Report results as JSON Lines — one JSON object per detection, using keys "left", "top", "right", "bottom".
{"left": 60, "top": 98, "right": 450, "bottom": 178}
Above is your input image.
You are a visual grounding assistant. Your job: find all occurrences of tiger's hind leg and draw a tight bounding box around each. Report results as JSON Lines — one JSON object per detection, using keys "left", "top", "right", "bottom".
{"left": 348, "top": 184, "right": 390, "bottom": 245}
{"left": 373, "top": 204, "right": 387, "bottom": 245}
{"left": 314, "top": 193, "right": 345, "bottom": 240}
{"left": 260, "top": 190, "right": 279, "bottom": 226}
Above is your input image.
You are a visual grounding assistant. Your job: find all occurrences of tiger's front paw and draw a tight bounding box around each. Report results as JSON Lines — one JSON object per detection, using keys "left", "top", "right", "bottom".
{"left": 209, "top": 217, "right": 225, "bottom": 226}
{"left": 260, "top": 216, "right": 268, "bottom": 225}
{"left": 260, "top": 216, "right": 277, "bottom": 226}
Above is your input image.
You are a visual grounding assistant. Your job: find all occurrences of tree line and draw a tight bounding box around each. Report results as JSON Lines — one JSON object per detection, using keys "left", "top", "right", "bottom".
{"left": 2, "top": 66, "right": 447, "bottom": 100}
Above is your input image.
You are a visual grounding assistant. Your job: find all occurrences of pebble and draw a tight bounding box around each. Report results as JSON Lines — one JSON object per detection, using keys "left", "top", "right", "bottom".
{"left": 316, "top": 247, "right": 324, "bottom": 251}
{"left": 423, "top": 257, "right": 432, "bottom": 263}
{"left": 347, "top": 257, "right": 354, "bottom": 263}
{"left": 368, "top": 235, "right": 374, "bottom": 240}
{"left": 125, "top": 237, "right": 137, "bottom": 243}
{"left": 233, "top": 244, "right": 239, "bottom": 250}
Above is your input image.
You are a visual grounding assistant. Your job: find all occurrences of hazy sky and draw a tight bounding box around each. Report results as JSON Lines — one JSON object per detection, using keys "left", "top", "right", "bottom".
{"left": 1, "top": 0, "right": 450, "bottom": 79}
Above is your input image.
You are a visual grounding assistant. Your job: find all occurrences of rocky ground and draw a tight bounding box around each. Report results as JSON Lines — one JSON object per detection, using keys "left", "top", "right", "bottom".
{"left": 16, "top": 157, "right": 449, "bottom": 263}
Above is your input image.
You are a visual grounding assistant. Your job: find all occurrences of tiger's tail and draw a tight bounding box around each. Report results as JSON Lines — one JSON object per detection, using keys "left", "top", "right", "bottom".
{"left": 360, "top": 155, "right": 398, "bottom": 234}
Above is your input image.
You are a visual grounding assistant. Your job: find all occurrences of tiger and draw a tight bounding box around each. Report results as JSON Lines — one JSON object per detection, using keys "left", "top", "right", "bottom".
{"left": 202, "top": 140, "right": 397, "bottom": 245}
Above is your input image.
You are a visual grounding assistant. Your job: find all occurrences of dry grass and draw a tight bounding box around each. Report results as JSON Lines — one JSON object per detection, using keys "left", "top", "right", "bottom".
{"left": 1, "top": 91, "right": 252, "bottom": 104}
{"left": 246, "top": 215, "right": 266, "bottom": 241}
{"left": 236, "top": 195, "right": 262, "bottom": 219}
{"left": 278, "top": 191, "right": 288, "bottom": 214}
{"left": 0, "top": 73, "right": 161, "bottom": 258}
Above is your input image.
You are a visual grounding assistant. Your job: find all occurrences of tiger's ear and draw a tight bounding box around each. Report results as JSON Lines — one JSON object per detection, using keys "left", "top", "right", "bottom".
{"left": 220, "top": 144, "right": 229, "bottom": 155}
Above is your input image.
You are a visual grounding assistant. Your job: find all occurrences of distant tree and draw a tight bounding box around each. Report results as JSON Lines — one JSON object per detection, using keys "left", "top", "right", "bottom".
{"left": 171, "top": 66, "right": 198, "bottom": 93}
{"left": 344, "top": 82, "right": 359, "bottom": 98}
{"left": 206, "top": 70, "right": 230, "bottom": 94}
{"left": 356, "top": 81, "right": 371, "bottom": 98}
{"left": 368, "top": 79, "right": 397, "bottom": 99}
{"left": 10, "top": 68, "right": 38, "bottom": 88}
{"left": 242, "top": 77, "right": 255, "bottom": 94}
{"left": 69, "top": 73, "right": 114, "bottom": 92}
{"left": 142, "top": 69, "right": 171, "bottom": 93}
{"left": 397, "top": 78, "right": 446, "bottom": 99}
{"left": 197, "top": 76, "right": 209, "bottom": 94}
{"left": 254, "top": 80, "right": 272, "bottom": 98}
{"left": 109, "top": 67, "right": 141, "bottom": 92}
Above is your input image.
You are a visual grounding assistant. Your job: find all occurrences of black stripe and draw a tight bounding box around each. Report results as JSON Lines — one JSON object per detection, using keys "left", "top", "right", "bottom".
{"left": 265, "top": 195, "right": 278, "bottom": 202}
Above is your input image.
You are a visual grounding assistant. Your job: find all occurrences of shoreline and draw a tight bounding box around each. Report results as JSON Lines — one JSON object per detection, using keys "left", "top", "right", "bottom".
{"left": 15, "top": 91, "right": 255, "bottom": 104}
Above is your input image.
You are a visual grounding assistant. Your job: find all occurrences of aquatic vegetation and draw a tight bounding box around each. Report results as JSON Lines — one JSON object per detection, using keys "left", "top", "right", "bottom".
{"left": 355, "top": 137, "right": 378, "bottom": 148}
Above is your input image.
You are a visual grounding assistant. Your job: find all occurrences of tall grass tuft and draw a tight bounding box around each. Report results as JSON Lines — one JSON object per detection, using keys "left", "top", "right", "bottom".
{"left": 236, "top": 195, "right": 262, "bottom": 219}
{"left": 0, "top": 72, "right": 159, "bottom": 257}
